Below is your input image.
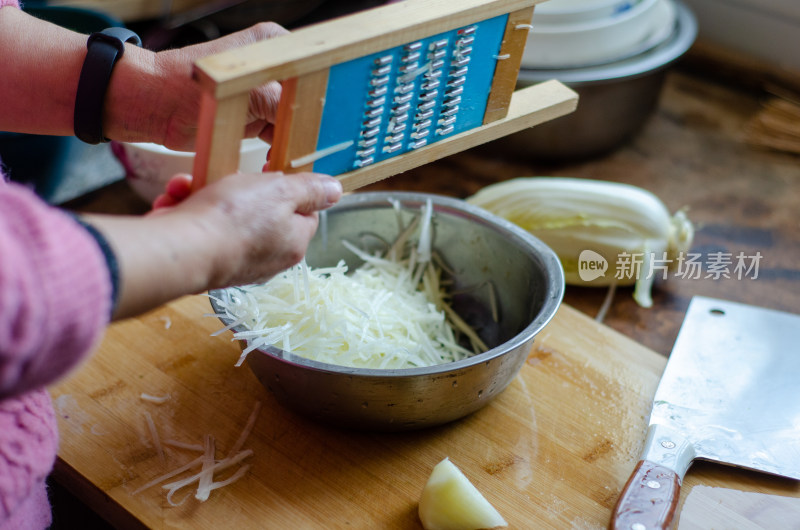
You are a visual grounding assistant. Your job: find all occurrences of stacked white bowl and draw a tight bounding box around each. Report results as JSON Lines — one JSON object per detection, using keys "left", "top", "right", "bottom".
{"left": 523, "top": 0, "right": 678, "bottom": 69}
{"left": 493, "top": 0, "right": 696, "bottom": 160}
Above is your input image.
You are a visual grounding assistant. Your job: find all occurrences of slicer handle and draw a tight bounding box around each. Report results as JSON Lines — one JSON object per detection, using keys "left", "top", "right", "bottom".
{"left": 609, "top": 459, "right": 680, "bottom": 530}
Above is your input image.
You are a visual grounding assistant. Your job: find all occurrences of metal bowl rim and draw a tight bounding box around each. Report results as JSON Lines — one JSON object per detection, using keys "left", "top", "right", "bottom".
{"left": 209, "top": 191, "right": 565, "bottom": 378}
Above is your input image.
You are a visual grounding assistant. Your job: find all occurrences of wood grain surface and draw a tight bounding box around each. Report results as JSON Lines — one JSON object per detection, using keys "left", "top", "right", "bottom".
{"left": 51, "top": 296, "right": 800, "bottom": 529}
{"left": 679, "top": 485, "right": 800, "bottom": 529}
{"left": 50, "top": 297, "right": 659, "bottom": 529}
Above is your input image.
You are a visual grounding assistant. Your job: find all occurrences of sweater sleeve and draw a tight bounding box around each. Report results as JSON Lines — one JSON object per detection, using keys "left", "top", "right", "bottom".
{"left": 0, "top": 182, "right": 112, "bottom": 399}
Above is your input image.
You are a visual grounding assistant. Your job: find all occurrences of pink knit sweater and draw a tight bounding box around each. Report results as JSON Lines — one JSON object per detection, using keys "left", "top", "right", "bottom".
{"left": 1, "top": 3, "right": 113, "bottom": 528}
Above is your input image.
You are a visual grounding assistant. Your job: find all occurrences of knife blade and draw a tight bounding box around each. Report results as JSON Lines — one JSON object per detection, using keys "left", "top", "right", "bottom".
{"left": 610, "top": 296, "right": 800, "bottom": 529}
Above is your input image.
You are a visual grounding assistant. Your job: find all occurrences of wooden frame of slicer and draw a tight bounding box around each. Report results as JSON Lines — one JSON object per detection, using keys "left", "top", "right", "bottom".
{"left": 190, "top": 0, "right": 578, "bottom": 192}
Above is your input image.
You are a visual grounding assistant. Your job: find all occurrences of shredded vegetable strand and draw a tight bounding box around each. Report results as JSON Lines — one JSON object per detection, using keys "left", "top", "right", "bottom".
{"left": 132, "top": 455, "right": 205, "bottom": 495}
{"left": 227, "top": 401, "right": 262, "bottom": 459}
{"left": 211, "top": 316, "right": 246, "bottom": 337}
{"left": 140, "top": 393, "right": 170, "bottom": 404}
{"left": 161, "top": 449, "right": 253, "bottom": 495}
{"left": 206, "top": 464, "right": 251, "bottom": 494}
{"left": 194, "top": 435, "right": 216, "bottom": 502}
{"left": 143, "top": 411, "right": 165, "bottom": 465}
{"left": 164, "top": 439, "right": 204, "bottom": 452}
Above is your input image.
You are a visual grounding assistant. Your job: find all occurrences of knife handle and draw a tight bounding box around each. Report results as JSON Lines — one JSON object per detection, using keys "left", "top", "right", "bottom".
{"left": 609, "top": 459, "right": 680, "bottom": 530}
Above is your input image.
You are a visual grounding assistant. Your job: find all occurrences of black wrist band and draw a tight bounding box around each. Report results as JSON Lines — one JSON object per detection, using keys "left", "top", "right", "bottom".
{"left": 74, "top": 27, "right": 142, "bottom": 145}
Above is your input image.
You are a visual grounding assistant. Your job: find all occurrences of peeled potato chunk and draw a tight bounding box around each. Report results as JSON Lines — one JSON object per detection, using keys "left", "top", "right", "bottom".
{"left": 418, "top": 457, "right": 508, "bottom": 530}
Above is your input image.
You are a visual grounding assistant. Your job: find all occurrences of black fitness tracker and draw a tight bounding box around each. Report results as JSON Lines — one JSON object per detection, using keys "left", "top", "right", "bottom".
{"left": 74, "top": 27, "right": 142, "bottom": 145}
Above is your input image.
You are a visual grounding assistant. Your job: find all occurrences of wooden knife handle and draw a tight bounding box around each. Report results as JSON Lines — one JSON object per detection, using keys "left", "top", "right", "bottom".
{"left": 609, "top": 459, "right": 681, "bottom": 530}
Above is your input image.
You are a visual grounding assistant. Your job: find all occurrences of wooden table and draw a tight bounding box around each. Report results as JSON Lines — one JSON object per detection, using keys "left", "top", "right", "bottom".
{"left": 61, "top": 67, "right": 800, "bottom": 527}
{"left": 52, "top": 297, "right": 800, "bottom": 529}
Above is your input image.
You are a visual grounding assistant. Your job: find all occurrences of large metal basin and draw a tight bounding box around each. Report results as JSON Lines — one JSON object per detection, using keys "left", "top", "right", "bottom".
{"left": 210, "top": 192, "right": 563, "bottom": 431}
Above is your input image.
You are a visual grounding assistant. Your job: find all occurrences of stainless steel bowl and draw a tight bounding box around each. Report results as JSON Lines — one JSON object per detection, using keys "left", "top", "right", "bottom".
{"left": 210, "top": 192, "right": 564, "bottom": 431}
{"left": 487, "top": 0, "right": 697, "bottom": 161}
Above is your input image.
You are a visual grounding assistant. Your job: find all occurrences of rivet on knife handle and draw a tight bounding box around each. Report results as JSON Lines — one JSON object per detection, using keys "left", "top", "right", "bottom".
{"left": 609, "top": 459, "right": 680, "bottom": 530}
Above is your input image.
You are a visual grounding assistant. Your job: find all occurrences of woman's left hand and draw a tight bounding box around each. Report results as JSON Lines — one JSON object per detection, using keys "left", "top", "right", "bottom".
{"left": 104, "top": 22, "right": 288, "bottom": 150}
{"left": 155, "top": 22, "right": 288, "bottom": 150}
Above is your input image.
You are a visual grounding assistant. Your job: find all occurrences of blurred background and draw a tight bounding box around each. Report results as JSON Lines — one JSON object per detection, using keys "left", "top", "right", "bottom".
{"left": 3, "top": 0, "right": 799, "bottom": 204}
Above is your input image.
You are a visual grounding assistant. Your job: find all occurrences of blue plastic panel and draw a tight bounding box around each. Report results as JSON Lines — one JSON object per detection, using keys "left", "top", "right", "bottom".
{"left": 312, "top": 14, "right": 508, "bottom": 176}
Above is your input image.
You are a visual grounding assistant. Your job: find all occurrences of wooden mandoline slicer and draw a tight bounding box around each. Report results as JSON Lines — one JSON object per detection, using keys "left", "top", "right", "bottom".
{"left": 190, "top": 0, "right": 578, "bottom": 192}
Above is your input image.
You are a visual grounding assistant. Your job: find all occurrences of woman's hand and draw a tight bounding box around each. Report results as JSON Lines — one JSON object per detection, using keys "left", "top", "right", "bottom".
{"left": 156, "top": 22, "right": 288, "bottom": 149}
{"left": 163, "top": 171, "right": 343, "bottom": 288}
{"left": 105, "top": 22, "right": 288, "bottom": 150}
{"left": 0, "top": 10, "right": 286, "bottom": 143}
{"left": 84, "top": 171, "right": 342, "bottom": 320}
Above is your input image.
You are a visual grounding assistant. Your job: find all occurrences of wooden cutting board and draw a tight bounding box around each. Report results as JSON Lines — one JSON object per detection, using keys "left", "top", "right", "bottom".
{"left": 50, "top": 296, "right": 800, "bottom": 529}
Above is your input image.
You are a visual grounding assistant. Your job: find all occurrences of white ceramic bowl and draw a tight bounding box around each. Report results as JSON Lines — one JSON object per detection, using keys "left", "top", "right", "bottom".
{"left": 118, "top": 138, "right": 270, "bottom": 203}
{"left": 488, "top": 0, "right": 696, "bottom": 161}
{"left": 535, "top": 0, "right": 643, "bottom": 24}
{"left": 522, "top": 0, "right": 676, "bottom": 68}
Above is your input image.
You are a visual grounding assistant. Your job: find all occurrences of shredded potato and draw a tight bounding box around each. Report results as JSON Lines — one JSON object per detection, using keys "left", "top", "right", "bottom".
{"left": 140, "top": 392, "right": 170, "bottom": 404}
{"left": 133, "top": 401, "right": 261, "bottom": 503}
{"left": 213, "top": 200, "right": 487, "bottom": 369}
{"left": 143, "top": 410, "right": 165, "bottom": 465}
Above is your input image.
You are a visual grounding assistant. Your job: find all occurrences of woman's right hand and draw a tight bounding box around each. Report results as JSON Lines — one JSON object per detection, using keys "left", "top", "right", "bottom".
{"left": 158, "top": 171, "right": 343, "bottom": 288}
{"left": 83, "top": 171, "right": 342, "bottom": 320}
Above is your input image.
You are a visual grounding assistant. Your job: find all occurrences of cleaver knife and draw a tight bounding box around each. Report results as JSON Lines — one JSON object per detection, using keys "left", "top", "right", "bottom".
{"left": 610, "top": 296, "right": 800, "bottom": 529}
